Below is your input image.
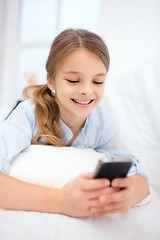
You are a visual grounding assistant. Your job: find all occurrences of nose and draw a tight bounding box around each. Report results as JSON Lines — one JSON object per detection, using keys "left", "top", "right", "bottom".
{"left": 79, "top": 82, "right": 92, "bottom": 95}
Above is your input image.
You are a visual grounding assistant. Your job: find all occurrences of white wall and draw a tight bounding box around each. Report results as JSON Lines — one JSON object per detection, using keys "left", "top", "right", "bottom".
{"left": 100, "top": 0, "right": 160, "bottom": 80}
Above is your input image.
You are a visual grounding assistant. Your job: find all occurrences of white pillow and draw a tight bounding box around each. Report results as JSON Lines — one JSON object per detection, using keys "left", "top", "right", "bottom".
{"left": 9, "top": 145, "right": 106, "bottom": 188}
{"left": 9, "top": 144, "right": 160, "bottom": 198}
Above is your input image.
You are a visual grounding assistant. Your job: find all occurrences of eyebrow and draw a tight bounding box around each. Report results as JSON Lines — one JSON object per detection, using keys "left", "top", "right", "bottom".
{"left": 62, "top": 71, "right": 107, "bottom": 76}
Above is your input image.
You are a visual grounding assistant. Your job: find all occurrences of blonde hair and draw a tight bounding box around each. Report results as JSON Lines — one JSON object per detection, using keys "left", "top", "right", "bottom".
{"left": 23, "top": 29, "right": 110, "bottom": 146}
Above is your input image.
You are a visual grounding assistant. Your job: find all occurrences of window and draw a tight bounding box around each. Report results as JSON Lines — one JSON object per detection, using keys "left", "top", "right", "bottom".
{"left": 17, "top": 0, "right": 101, "bottom": 98}
{"left": 17, "top": 0, "right": 59, "bottom": 98}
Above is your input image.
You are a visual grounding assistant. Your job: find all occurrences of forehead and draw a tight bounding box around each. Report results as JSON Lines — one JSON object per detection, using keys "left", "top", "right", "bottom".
{"left": 57, "top": 49, "right": 107, "bottom": 76}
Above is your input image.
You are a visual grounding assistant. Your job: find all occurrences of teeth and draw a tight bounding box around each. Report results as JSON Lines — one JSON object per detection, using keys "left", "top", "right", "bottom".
{"left": 73, "top": 99, "right": 91, "bottom": 104}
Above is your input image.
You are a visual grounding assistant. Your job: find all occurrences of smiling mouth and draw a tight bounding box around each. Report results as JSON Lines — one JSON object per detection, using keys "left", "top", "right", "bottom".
{"left": 71, "top": 99, "right": 94, "bottom": 105}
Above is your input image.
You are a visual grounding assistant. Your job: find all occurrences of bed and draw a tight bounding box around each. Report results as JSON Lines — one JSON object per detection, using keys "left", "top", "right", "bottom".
{"left": 0, "top": 56, "right": 160, "bottom": 239}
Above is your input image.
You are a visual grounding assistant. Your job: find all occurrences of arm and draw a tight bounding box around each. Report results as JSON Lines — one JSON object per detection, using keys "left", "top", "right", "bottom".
{"left": 0, "top": 101, "right": 61, "bottom": 213}
{"left": 0, "top": 100, "right": 35, "bottom": 174}
{"left": 0, "top": 171, "right": 116, "bottom": 217}
{"left": 130, "top": 174, "right": 149, "bottom": 204}
{"left": 0, "top": 172, "right": 60, "bottom": 213}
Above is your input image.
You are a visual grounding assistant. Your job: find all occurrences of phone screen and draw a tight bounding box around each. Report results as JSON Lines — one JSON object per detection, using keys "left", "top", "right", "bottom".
{"left": 93, "top": 160, "right": 132, "bottom": 181}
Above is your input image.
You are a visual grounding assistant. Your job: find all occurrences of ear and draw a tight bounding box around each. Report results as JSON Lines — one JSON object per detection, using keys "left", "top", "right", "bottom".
{"left": 47, "top": 78, "right": 55, "bottom": 91}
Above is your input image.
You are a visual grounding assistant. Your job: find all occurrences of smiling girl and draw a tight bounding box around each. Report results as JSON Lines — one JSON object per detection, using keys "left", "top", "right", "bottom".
{"left": 0, "top": 29, "right": 150, "bottom": 217}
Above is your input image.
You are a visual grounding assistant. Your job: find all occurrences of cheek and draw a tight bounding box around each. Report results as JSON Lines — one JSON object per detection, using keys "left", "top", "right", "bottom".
{"left": 56, "top": 86, "right": 74, "bottom": 100}
{"left": 63, "top": 85, "right": 76, "bottom": 95}
{"left": 96, "top": 87, "right": 105, "bottom": 98}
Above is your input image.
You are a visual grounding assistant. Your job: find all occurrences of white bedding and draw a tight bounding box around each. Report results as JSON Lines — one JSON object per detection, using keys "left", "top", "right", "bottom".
{"left": 0, "top": 199, "right": 160, "bottom": 240}
{"left": 0, "top": 56, "right": 160, "bottom": 239}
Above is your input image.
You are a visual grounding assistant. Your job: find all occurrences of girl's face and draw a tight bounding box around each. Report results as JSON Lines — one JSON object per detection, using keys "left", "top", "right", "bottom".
{"left": 48, "top": 48, "right": 107, "bottom": 125}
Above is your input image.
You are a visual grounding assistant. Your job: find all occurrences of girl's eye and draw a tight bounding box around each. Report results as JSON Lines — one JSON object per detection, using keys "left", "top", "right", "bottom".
{"left": 66, "top": 79, "right": 79, "bottom": 83}
{"left": 93, "top": 81, "right": 104, "bottom": 85}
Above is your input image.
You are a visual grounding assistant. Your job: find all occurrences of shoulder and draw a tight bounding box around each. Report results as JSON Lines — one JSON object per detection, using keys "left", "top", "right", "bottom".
{"left": 6, "top": 98, "right": 36, "bottom": 124}
{"left": 17, "top": 99, "right": 35, "bottom": 116}
{"left": 18, "top": 98, "right": 35, "bottom": 110}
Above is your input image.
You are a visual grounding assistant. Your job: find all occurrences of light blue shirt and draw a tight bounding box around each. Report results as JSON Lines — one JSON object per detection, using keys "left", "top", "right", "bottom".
{"left": 0, "top": 99, "right": 146, "bottom": 179}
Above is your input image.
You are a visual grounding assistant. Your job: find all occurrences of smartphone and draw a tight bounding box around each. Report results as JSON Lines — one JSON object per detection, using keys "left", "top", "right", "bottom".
{"left": 93, "top": 157, "right": 133, "bottom": 181}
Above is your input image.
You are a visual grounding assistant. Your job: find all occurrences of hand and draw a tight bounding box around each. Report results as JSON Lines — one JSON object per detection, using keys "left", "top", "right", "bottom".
{"left": 91, "top": 176, "right": 135, "bottom": 216}
{"left": 58, "top": 172, "right": 117, "bottom": 218}
{"left": 90, "top": 175, "right": 149, "bottom": 217}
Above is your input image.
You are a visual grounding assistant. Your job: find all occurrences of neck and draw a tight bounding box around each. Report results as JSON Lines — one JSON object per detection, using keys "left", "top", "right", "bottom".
{"left": 60, "top": 115, "right": 86, "bottom": 138}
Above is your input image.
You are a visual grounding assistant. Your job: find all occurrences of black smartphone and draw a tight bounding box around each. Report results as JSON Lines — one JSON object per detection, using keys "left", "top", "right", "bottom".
{"left": 93, "top": 157, "right": 133, "bottom": 181}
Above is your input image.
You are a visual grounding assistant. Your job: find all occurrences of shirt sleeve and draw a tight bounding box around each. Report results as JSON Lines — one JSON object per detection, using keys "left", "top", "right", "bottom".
{"left": 0, "top": 99, "right": 36, "bottom": 174}
{"left": 95, "top": 121, "right": 147, "bottom": 180}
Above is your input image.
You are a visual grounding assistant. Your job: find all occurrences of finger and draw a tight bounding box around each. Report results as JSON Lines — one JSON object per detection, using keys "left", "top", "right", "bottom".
{"left": 79, "top": 178, "right": 110, "bottom": 191}
{"left": 88, "top": 198, "right": 110, "bottom": 215}
{"left": 111, "top": 176, "right": 133, "bottom": 188}
{"left": 97, "top": 205, "right": 131, "bottom": 216}
{"left": 89, "top": 187, "right": 118, "bottom": 200}
{"left": 93, "top": 200, "right": 132, "bottom": 216}
{"left": 88, "top": 189, "right": 120, "bottom": 212}
{"left": 80, "top": 172, "right": 94, "bottom": 179}
{"left": 89, "top": 195, "right": 130, "bottom": 215}
{"left": 103, "top": 199, "right": 131, "bottom": 212}
{"left": 98, "top": 188, "right": 132, "bottom": 204}
{"left": 88, "top": 190, "right": 117, "bottom": 209}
